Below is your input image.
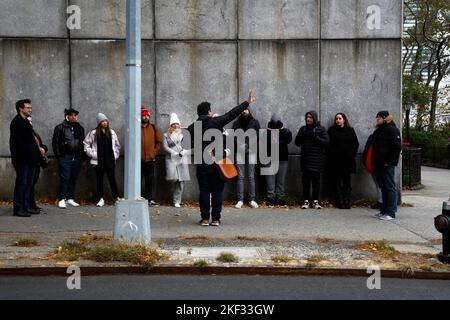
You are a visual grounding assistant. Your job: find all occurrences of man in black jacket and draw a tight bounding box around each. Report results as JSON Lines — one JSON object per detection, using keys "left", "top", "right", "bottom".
{"left": 9, "top": 99, "right": 43, "bottom": 217}
{"left": 52, "top": 108, "right": 85, "bottom": 209}
{"left": 187, "top": 91, "right": 255, "bottom": 227}
{"left": 295, "top": 111, "right": 329, "bottom": 209}
{"left": 371, "top": 111, "right": 401, "bottom": 221}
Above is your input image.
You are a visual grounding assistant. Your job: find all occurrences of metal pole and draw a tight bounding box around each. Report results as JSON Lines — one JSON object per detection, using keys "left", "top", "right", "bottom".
{"left": 114, "top": 0, "right": 151, "bottom": 244}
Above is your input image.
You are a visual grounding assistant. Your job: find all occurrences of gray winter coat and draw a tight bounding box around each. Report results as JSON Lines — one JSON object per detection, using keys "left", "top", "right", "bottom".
{"left": 163, "top": 131, "right": 191, "bottom": 182}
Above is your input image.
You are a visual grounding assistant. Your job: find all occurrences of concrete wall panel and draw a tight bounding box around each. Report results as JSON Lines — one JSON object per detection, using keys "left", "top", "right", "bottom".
{"left": 321, "top": 0, "right": 403, "bottom": 39}
{"left": 320, "top": 40, "right": 402, "bottom": 151}
{"left": 239, "top": 0, "right": 319, "bottom": 39}
{"left": 0, "top": 0, "right": 67, "bottom": 38}
{"left": 69, "top": 0, "right": 154, "bottom": 39}
{"left": 239, "top": 40, "right": 319, "bottom": 153}
{"left": 70, "top": 40, "right": 155, "bottom": 148}
{"left": 155, "top": 0, "right": 236, "bottom": 39}
{"left": 155, "top": 42, "right": 237, "bottom": 131}
{"left": 0, "top": 39, "right": 70, "bottom": 157}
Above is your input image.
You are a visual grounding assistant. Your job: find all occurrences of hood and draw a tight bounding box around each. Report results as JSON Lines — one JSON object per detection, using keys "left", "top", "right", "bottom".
{"left": 305, "top": 110, "right": 319, "bottom": 125}
{"left": 268, "top": 113, "right": 283, "bottom": 129}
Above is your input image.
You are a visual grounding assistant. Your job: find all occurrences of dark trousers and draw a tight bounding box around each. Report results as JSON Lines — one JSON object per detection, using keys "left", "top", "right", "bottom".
{"left": 29, "top": 166, "right": 41, "bottom": 209}
{"left": 13, "top": 163, "right": 37, "bottom": 213}
{"left": 302, "top": 170, "right": 321, "bottom": 202}
{"left": 58, "top": 157, "right": 81, "bottom": 200}
{"left": 331, "top": 171, "right": 351, "bottom": 207}
{"left": 196, "top": 164, "right": 226, "bottom": 221}
{"left": 142, "top": 161, "right": 155, "bottom": 200}
{"left": 374, "top": 165, "right": 398, "bottom": 217}
{"left": 95, "top": 166, "right": 119, "bottom": 199}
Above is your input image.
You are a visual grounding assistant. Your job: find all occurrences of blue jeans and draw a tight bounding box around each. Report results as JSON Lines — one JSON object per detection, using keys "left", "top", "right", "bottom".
{"left": 58, "top": 157, "right": 81, "bottom": 200}
{"left": 374, "top": 165, "right": 398, "bottom": 217}
{"left": 13, "top": 164, "right": 37, "bottom": 213}
{"left": 196, "top": 164, "right": 226, "bottom": 221}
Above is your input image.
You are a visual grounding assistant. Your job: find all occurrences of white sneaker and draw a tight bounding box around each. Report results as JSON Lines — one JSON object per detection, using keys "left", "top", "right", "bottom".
{"left": 374, "top": 212, "right": 383, "bottom": 218}
{"left": 235, "top": 201, "right": 244, "bottom": 209}
{"left": 249, "top": 201, "right": 259, "bottom": 209}
{"left": 149, "top": 200, "right": 159, "bottom": 207}
{"left": 301, "top": 200, "right": 310, "bottom": 209}
{"left": 58, "top": 199, "right": 67, "bottom": 209}
{"left": 174, "top": 203, "right": 181, "bottom": 208}
{"left": 96, "top": 198, "right": 105, "bottom": 207}
{"left": 379, "top": 215, "right": 395, "bottom": 221}
{"left": 313, "top": 200, "right": 322, "bottom": 210}
{"left": 67, "top": 199, "right": 80, "bottom": 207}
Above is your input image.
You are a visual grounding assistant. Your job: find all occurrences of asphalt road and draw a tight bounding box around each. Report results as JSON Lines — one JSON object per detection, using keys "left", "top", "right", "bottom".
{"left": 1, "top": 275, "right": 449, "bottom": 300}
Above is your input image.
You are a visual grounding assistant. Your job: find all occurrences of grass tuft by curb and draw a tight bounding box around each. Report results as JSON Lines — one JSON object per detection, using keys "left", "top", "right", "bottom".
{"left": 271, "top": 255, "right": 293, "bottom": 264}
{"left": 53, "top": 241, "right": 89, "bottom": 261}
{"left": 354, "top": 240, "right": 402, "bottom": 259}
{"left": 13, "top": 238, "right": 39, "bottom": 247}
{"left": 193, "top": 259, "right": 209, "bottom": 267}
{"left": 234, "top": 236, "right": 264, "bottom": 241}
{"left": 216, "top": 252, "right": 239, "bottom": 263}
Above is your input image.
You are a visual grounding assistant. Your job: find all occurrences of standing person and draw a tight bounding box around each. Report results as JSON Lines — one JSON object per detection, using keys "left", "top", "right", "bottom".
{"left": 362, "top": 134, "right": 383, "bottom": 209}
{"left": 9, "top": 99, "right": 42, "bottom": 217}
{"left": 295, "top": 111, "right": 329, "bottom": 209}
{"left": 232, "top": 107, "right": 260, "bottom": 209}
{"left": 371, "top": 111, "right": 401, "bottom": 221}
{"left": 141, "top": 105, "right": 162, "bottom": 207}
{"left": 83, "top": 113, "right": 121, "bottom": 207}
{"left": 265, "top": 114, "right": 292, "bottom": 208}
{"left": 162, "top": 113, "right": 190, "bottom": 208}
{"left": 52, "top": 108, "right": 85, "bottom": 209}
{"left": 27, "top": 115, "right": 48, "bottom": 214}
{"left": 327, "top": 113, "right": 359, "bottom": 209}
{"left": 187, "top": 91, "right": 255, "bottom": 227}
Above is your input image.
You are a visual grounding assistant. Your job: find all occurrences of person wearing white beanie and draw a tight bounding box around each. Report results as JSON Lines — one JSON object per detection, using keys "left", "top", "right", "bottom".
{"left": 163, "top": 113, "right": 190, "bottom": 207}
{"left": 83, "top": 113, "right": 121, "bottom": 207}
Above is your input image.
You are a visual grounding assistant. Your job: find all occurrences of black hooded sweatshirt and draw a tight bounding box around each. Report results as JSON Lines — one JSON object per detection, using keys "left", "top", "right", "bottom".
{"left": 295, "top": 111, "right": 329, "bottom": 172}
{"left": 266, "top": 114, "right": 292, "bottom": 162}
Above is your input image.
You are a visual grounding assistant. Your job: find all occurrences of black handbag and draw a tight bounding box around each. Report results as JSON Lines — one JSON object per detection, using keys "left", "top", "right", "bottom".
{"left": 40, "top": 155, "right": 50, "bottom": 169}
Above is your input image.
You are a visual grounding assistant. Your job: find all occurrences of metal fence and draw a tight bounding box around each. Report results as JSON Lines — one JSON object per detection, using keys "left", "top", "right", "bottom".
{"left": 417, "top": 144, "right": 450, "bottom": 169}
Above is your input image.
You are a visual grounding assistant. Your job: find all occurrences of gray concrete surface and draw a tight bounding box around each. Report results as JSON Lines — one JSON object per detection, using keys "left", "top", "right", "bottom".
{"left": 155, "top": 0, "right": 236, "bottom": 39}
{"left": 0, "top": 0, "right": 402, "bottom": 200}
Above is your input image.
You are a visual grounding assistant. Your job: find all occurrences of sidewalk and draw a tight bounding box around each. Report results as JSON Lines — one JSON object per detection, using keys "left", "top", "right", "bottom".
{"left": 0, "top": 166, "right": 449, "bottom": 276}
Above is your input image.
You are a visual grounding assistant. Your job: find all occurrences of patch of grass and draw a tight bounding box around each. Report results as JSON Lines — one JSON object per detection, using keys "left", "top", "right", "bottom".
{"left": 178, "top": 235, "right": 212, "bottom": 241}
{"left": 86, "top": 243, "right": 166, "bottom": 267}
{"left": 234, "top": 236, "right": 264, "bottom": 241}
{"left": 216, "top": 252, "right": 239, "bottom": 263}
{"left": 77, "top": 233, "right": 113, "bottom": 244}
{"left": 193, "top": 259, "right": 209, "bottom": 267}
{"left": 354, "top": 240, "right": 402, "bottom": 259}
{"left": 316, "top": 237, "right": 341, "bottom": 244}
{"left": 304, "top": 255, "right": 325, "bottom": 269}
{"left": 53, "top": 241, "right": 89, "bottom": 261}
{"left": 401, "top": 202, "right": 414, "bottom": 207}
{"left": 422, "top": 253, "right": 437, "bottom": 259}
{"left": 13, "top": 238, "right": 39, "bottom": 247}
{"left": 271, "top": 255, "right": 293, "bottom": 263}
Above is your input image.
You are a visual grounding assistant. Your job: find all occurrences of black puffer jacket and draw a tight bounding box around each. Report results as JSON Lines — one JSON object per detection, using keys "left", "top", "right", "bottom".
{"left": 266, "top": 114, "right": 292, "bottom": 162}
{"left": 187, "top": 101, "right": 249, "bottom": 165}
{"left": 232, "top": 112, "right": 260, "bottom": 158}
{"left": 9, "top": 115, "right": 41, "bottom": 166}
{"left": 295, "top": 111, "right": 329, "bottom": 172}
{"left": 327, "top": 126, "right": 359, "bottom": 174}
{"left": 52, "top": 120, "right": 85, "bottom": 158}
{"left": 371, "top": 115, "right": 401, "bottom": 168}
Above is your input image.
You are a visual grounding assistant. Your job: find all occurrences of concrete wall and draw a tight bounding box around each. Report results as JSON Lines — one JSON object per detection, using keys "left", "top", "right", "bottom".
{"left": 0, "top": 0, "right": 402, "bottom": 203}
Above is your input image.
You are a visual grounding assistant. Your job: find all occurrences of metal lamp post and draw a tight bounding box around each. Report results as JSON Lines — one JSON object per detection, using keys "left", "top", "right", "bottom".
{"left": 113, "top": 0, "right": 151, "bottom": 245}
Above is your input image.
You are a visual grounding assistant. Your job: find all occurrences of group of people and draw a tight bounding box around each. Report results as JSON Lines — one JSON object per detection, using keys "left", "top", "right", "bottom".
{"left": 9, "top": 94, "right": 402, "bottom": 226}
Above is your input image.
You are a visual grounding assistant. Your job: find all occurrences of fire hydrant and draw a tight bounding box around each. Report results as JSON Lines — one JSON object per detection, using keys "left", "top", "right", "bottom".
{"left": 434, "top": 199, "right": 450, "bottom": 263}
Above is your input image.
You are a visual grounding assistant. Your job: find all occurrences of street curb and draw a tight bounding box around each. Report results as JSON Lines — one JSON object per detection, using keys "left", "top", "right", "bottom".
{"left": 1, "top": 265, "right": 450, "bottom": 280}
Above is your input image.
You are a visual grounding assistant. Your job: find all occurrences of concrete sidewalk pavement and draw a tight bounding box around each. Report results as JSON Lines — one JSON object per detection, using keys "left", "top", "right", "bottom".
{"left": 0, "top": 166, "right": 448, "bottom": 275}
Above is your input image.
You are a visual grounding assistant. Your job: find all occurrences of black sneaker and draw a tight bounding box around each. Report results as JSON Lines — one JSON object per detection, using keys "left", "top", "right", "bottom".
{"left": 13, "top": 210, "right": 31, "bottom": 217}
{"left": 276, "top": 199, "right": 287, "bottom": 207}
{"left": 267, "top": 198, "right": 275, "bottom": 208}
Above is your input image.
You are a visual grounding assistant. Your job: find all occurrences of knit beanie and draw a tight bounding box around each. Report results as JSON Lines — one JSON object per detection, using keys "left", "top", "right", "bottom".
{"left": 96, "top": 113, "right": 108, "bottom": 124}
{"left": 376, "top": 111, "right": 389, "bottom": 119}
{"left": 170, "top": 113, "right": 181, "bottom": 126}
